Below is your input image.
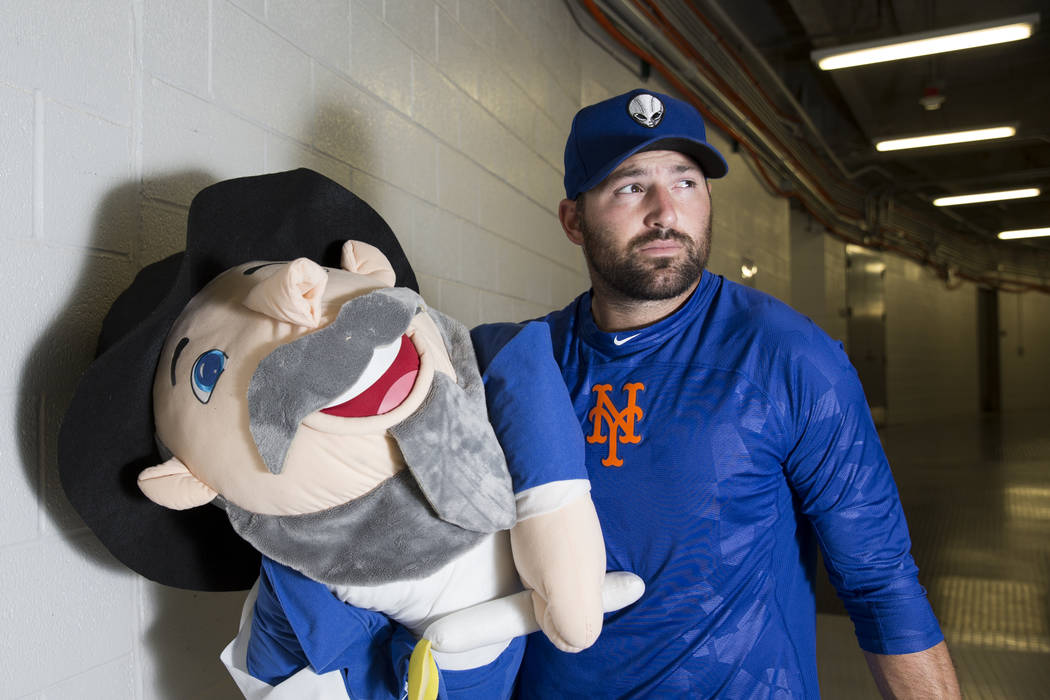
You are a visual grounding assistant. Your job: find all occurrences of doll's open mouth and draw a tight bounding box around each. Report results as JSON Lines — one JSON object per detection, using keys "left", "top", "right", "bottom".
{"left": 320, "top": 335, "right": 420, "bottom": 417}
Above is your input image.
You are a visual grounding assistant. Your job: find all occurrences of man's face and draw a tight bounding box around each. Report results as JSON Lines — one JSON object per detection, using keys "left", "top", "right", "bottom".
{"left": 567, "top": 150, "right": 712, "bottom": 302}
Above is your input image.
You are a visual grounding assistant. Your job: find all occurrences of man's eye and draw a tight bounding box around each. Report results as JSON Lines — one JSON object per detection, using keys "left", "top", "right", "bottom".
{"left": 615, "top": 183, "right": 644, "bottom": 194}
{"left": 674, "top": 179, "right": 697, "bottom": 189}
{"left": 191, "top": 349, "right": 227, "bottom": 404}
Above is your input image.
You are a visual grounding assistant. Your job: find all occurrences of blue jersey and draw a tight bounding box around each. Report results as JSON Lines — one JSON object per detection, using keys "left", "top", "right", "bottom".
{"left": 474, "top": 271, "right": 943, "bottom": 698}
{"left": 247, "top": 556, "right": 525, "bottom": 699}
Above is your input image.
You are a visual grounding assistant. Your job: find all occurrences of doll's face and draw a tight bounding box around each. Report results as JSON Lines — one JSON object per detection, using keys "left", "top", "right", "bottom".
{"left": 152, "top": 253, "right": 455, "bottom": 516}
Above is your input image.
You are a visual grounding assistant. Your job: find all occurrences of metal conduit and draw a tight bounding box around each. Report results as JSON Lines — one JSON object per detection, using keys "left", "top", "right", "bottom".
{"left": 588, "top": 0, "right": 868, "bottom": 239}
{"left": 574, "top": 0, "right": 1050, "bottom": 293}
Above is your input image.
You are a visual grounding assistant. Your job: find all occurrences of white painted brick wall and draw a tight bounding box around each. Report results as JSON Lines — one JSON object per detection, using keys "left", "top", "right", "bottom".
{"left": 2, "top": 0, "right": 1035, "bottom": 697}
{"left": 351, "top": 4, "right": 414, "bottom": 112}
{"left": 213, "top": 2, "right": 316, "bottom": 141}
{"left": 0, "top": 85, "right": 35, "bottom": 241}
{"left": 142, "top": 77, "right": 267, "bottom": 207}
{"left": 143, "top": 0, "right": 211, "bottom": 99}
{"left": 0, "top": 0, "right": 134, "bottom": 125}
{"left": 44, "top": 101, "right": 135, "bottom": 252}
{"left": 270, "top": 0, "right": 352, "bottom": 73}
{"left": 0, "top": 391, "right": 38, "bottom": 549}
{"left": 0, "top": 535, "right": 137, "bottom": 697}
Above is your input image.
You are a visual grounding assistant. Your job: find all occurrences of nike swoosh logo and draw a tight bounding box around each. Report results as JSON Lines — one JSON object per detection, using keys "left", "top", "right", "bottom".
{"left": 613, "top": 333, "right": 641, "bottom": 346}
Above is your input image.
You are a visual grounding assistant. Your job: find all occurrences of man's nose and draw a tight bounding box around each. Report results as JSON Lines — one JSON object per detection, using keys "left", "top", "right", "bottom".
{"left": 642, "top": 187, "right": 678, "bottom": 230}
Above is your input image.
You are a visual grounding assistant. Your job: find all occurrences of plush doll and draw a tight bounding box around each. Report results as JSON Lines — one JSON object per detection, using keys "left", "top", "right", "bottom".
{"left": 59, "top": 169, "right": 642, "bottom": 699}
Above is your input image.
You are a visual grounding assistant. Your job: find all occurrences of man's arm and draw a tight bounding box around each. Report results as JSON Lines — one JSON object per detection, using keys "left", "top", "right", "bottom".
{"left": 776, "top": 327, "right": 957, "bottom": 695}
{"left": 863, "top": 641, "right": 961, "bottom": 699}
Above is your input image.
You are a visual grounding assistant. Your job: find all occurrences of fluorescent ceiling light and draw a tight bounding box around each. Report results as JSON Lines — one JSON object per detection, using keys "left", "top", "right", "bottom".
{"left": 998, "top": 227, "right": 1050, "bottom": 240}
{"left": 933, "top": 188, "right": 1041, "bottom": 206}
{"left": 813, "top": 14, "right": 1038, "bottom": 70}
{"left": 876, "top": 126, "right": 1015, "bottom": 152}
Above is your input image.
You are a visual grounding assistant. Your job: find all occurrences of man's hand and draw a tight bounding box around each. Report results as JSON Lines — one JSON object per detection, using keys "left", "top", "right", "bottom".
{"left": 864, "top": 641, "right": 961, "bottom": 699}
{"left": 509, "top": 495, "right": 606, "bottom": 652}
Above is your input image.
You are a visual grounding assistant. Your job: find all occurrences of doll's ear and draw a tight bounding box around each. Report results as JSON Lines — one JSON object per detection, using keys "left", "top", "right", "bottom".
{"left": 341, "top": 240, "right": 396, "bottom": 288}
{"left": 138, "top": 457, "right": 218, "bottom": 510}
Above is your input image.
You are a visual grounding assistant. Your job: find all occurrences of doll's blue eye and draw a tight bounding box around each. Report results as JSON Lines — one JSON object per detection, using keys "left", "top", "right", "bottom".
{"left": 191, "top": 349, "right": 227, "bottom": 404}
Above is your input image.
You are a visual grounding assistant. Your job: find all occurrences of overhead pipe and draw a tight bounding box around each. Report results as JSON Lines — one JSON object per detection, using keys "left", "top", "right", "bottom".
{"left": 687, "top": 0, "right": 897, "bottom": 183}
{"left": 574, "top": 0, "right": 1050, "bottom": 294}
{"left": 587, "top": 0, "right": 864, "bottom": 225}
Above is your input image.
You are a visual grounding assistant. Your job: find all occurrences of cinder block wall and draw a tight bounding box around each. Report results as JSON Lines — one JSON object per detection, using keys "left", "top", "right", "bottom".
{"left": 788, "top": 207, "right": 847, "bottom": 346}
{"left": 884, "top": 256, "right": 980, "bottom": 424}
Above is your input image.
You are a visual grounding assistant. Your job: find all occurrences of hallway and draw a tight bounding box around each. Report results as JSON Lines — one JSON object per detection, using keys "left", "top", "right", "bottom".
{"left": 816, "top": 411, "right": 1050, "bottom": 698}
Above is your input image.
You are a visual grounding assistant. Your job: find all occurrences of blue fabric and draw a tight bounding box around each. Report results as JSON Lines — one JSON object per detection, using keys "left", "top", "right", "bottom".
{"left": 247, "top": 540, "right": 526, "bottom": 699}
{"left": 562, "top": 89, "right": 728, "bottom": 199}
{"left": 389, "top": 630, "right": 526, "bottom": 700}
{"left": 248, "top": 557, "right": 400, "bottom": 698}
{"left": 471, "top": 321, "right": 588, "bottom": 492}
{"left": 473, "top": 271, "right": 945, "bottom": 698}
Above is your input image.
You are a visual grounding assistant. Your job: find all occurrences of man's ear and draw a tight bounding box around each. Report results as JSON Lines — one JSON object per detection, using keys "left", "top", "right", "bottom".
{"left": 558, "top": 198, "right": 584, "bottom": 246}
{"left": 342, "top": 240, "right": 396, "bottom": 287}
{"left": 138, "top": 457, "right": 218, "bottom": 510}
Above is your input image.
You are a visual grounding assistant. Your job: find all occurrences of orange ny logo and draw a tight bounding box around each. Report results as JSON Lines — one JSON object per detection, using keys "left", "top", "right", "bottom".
{"left": 587, "top": 382, "right": 645, "bottom": 467}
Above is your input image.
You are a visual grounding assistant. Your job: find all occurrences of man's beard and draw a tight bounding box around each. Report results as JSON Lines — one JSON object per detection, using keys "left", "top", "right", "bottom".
{"left": 579, "top": 210, "right": 711, "bottom": 302}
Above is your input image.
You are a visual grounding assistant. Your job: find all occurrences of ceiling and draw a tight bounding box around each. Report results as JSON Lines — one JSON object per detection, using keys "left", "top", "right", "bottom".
{"left": 573, "top": 0, "right": 1050, "bottom": 283}
{"left": 715, "top": 0, "right": 1050, "bottom": 244}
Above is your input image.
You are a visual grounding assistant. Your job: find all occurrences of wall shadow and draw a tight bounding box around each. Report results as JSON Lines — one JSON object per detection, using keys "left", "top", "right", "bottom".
{"left": 19, "top": 90, "right": 396, "bottom": 695}
{"left": 18, "top": 171, "right": 210, "bottom": 564}
{"left": 13, "top": 169, "right": 261, "bottom": 698}
{"left": 18, "top": 93, "right": 387, "bottom": 696}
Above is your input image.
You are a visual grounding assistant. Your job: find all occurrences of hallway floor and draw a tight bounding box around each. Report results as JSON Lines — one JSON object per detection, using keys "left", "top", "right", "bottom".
{"left": 815, "top": 411, "right": 1050, "bottom": 698}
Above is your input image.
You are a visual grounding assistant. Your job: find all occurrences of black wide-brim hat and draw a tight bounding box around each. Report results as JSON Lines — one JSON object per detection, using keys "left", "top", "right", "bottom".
{"left": 58, "top": 169, "right": 417, "bottom": 591}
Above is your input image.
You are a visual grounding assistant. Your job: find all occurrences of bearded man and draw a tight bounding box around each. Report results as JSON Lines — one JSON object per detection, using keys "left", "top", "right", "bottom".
{"left": 474, "top": 89, "right": 961, "bottom": 698}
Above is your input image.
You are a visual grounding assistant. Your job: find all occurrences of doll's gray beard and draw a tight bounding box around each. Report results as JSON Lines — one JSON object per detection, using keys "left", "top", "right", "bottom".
{"left": 247, "top": 286, "right": 420, "bottom": 477}
{"left": 234, "top": 291, "right": 516, "bottom": 585}
{"left": 224, "top": 366, "right": 515, "bottom": 585}
{"left": 219, "top": 467, "right": 484, "bottom": 587}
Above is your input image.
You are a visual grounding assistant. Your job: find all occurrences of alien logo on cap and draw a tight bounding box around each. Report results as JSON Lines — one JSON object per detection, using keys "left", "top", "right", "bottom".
{"left": 628, "top": 93, "right": 664, "bottom": 128}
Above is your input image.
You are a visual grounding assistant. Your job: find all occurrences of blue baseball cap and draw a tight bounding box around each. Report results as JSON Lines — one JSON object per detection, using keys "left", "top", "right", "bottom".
{"left": 563, "top": 89, "right": 728, "bottom": 200}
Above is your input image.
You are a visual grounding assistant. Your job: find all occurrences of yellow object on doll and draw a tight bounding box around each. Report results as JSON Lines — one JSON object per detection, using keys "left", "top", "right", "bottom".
{"left": 408, "top": 638, "right": 440, "bottom": 700}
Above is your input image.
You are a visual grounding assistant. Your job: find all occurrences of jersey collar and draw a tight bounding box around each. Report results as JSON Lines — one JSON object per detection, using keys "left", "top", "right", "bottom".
{"left": 577, "top": 270, "right": 717, "bottom": 355}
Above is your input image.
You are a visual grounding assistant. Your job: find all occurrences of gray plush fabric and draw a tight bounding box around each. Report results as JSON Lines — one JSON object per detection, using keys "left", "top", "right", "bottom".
{"left": 427, "top": 307, "right": 486, "bottom": 404}
{"left": 240, "top": 284, "right": 514, "bottom": 586}
{"left": 221, "top": 469, "right": 484, "bottom": 586}
{"left": 389, "top": 310, "right": 515, "bottom": 534}
{"left": 247, "top": 287, "right": 423, "bottom": 474}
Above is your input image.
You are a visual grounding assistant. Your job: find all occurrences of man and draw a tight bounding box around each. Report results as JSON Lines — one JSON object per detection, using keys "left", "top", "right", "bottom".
{"left": 473, "top": 89, "right": 961, "bottom": 697}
